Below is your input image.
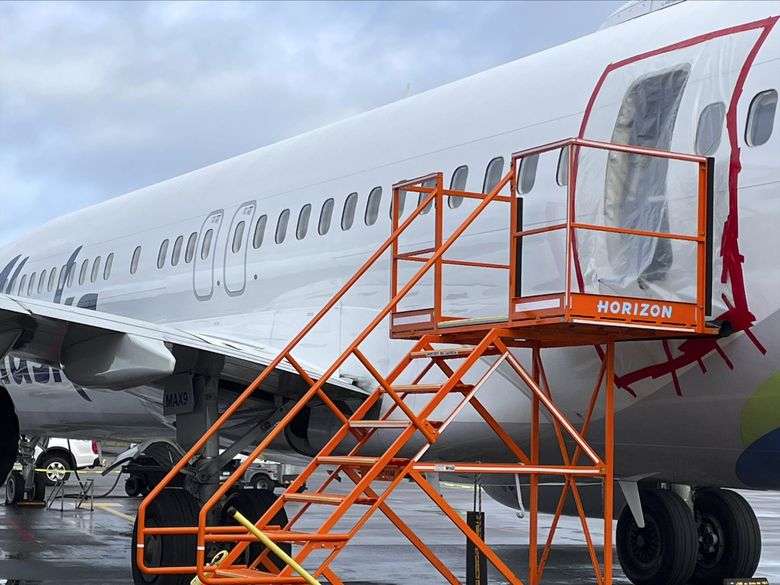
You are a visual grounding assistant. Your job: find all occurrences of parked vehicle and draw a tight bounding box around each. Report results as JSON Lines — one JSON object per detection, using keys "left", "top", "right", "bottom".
{"left": 35, "top": 438, "right": 102, "bottom": 485}
{"left": 242, "top": 460, "right": 301, "bottom": 491}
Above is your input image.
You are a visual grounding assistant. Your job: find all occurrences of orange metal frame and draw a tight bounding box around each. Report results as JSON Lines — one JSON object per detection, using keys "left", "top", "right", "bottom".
{"left": 137, "top": 138, "right": 716, "bottom": 585}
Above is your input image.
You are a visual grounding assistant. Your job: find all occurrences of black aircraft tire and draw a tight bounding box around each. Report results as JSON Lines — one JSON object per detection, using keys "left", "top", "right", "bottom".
{"left": 4, "top": 471, "right": 25, "bottom": 505}
{"left": 32, "top": 471, "right": 46, "bottom": 501}
{"left": 221, "top": 489, "right": 290, "bottom": 572}
{"left": 691, "top": 488, "right": 761, "bottom": 584}
{"left": 131, "top": 489, "right": 199, "bottom": 585}
{"left": 617, "top": 489, "right": 697, "bottom": 585}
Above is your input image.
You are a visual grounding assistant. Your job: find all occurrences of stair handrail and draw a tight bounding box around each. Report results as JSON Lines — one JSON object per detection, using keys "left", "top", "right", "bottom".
{"left": 138, "top": 166, "right": 516, "bottom": 581}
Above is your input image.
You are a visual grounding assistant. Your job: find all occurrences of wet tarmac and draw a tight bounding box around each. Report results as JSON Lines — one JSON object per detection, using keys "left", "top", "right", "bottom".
{"left": 0, "top": 471, "right": 778, "bottom": 584}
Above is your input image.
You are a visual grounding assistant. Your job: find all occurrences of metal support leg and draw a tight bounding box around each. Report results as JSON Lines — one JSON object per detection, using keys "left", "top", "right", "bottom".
{"left": 177, "top": 375, "right": 221, "bottom": 510}
{"left": 604, "top": 342, "right": 615, "bottom": 585}
{"left": 529, "top": 347, "right": 540, "bottom": 585}
{"left": 18, "top": 435, "right": 43, "bottom": 500}
{"left": 199, "top": 377, "right": 220, "bottom": 509}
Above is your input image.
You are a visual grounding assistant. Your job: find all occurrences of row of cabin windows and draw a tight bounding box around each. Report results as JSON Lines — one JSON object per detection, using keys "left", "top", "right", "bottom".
{"left": 11, "top": 89, "right": 778, "bottom": 292}
{"left": 12, "top": 252, "right": 116, "bottom": 297}
{"left": 522, "top": 88, "right": 778, "bottom": 193}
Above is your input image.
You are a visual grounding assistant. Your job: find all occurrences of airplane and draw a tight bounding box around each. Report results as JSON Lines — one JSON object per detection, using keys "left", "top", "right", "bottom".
{"left": 0, "top": 1, "right": 779, "bottom": 584}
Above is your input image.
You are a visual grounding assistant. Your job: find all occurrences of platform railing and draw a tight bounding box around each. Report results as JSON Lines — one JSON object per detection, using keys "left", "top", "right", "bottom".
{"left": 389, "top": 173, "right": 513, "bottom": 334}
{"left": 509, "top": 138, "right": 712, "bottom": 333}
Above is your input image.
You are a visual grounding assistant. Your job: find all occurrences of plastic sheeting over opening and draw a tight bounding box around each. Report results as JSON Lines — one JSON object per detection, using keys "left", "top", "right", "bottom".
{"left": 573, "top": 28, "right": 761, "bottom": 312}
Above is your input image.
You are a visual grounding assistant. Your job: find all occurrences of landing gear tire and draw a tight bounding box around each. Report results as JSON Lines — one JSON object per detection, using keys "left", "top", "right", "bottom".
{"left": 220, "top": 489, "right": 290, "bottom": 571}
{"left": 617, "top": 488, "right": 698, "bottom": 585}
{"left": 4, "top": 471, "right": 25, "bottom": 505}
{"left": 131, "top": 488, "right": 199, "bottom": 585}
{"left": 38, "top": 453, "right": 72, "bottom": 486}
{"left": 31, "top": 471, "right": 46, "bottom": 501}
{"left": 125, "top": 475, "right": 146, "bottom": 498}
{"left": 691, "top": 488, "right": 761, "bottom": 584}
{"left": 249, "top": 473, "right": 274, "bottom": 491}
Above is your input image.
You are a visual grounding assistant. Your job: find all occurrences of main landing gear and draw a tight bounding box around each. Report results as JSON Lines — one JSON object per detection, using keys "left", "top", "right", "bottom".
{"left": 616, "top": 486, "right": 762, "bottom": 585}
{"left": 131, "top": 366, "right": 292, "bottom": 585}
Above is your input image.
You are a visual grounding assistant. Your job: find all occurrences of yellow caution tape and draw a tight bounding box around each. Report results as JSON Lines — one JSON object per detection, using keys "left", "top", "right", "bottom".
{"left": 12, "top": 465, "right": 121, "bottom": 475}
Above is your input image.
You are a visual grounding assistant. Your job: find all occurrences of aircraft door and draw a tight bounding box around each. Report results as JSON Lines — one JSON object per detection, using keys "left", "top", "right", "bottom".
{"left": 193, "top": 210, "right": 223, "bottom": 301}
{"left": 223, "top": 201, "right": 256, "bottom": 296}
{"left": 576, "top": 26, "right": 769, "bottom": 314}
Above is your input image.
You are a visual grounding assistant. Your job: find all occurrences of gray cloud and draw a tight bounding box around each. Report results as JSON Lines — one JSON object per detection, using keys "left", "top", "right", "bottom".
{"left": 0, "top": 0, "right": 620, "bottom": 245}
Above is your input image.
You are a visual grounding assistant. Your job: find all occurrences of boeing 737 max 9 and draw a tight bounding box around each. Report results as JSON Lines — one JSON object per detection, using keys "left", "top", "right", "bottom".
{"left": 0, "top": 2, "right": 779, "bottom": 584}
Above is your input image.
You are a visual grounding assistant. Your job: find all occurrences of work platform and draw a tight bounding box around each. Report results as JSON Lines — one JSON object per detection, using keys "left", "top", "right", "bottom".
{"left": 136, "top": 138, "right": 718, "bottom": 585}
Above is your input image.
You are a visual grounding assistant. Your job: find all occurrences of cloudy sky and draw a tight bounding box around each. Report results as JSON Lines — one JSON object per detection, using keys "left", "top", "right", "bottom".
{"left": 0, "top": 1, "right": 621, "bottom": 246}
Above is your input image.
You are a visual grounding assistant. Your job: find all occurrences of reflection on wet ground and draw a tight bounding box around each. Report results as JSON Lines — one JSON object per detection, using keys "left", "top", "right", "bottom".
{"left": 0, "top": 472, "right": 778, "bottom": 584}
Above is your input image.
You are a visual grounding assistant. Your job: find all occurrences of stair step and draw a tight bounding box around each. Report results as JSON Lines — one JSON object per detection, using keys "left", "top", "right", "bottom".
{"left": 411, "top": 346, "right": 476, "bottom": 359}
{"left": 284, "top": 492, "right": 377, "bottom": 505}
{"left": 387, "top": 383, "right": 473, "bottom": 394}
{"left": 259, "top": 530, "right": 351, "bottom": 543}
{"left": 215, "top": 567, "right": 307, "bottom": 581}
{"left": 349, "top": 419, "right": 410, "bottom": 428}
{"left": 317, "top": 455, "right": 408, "bottom": 468}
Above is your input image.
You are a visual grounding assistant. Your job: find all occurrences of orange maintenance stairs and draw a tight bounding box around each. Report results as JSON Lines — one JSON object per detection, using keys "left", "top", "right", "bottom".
{"left": 136, "top": 138, "right": 717, "bottom": 585}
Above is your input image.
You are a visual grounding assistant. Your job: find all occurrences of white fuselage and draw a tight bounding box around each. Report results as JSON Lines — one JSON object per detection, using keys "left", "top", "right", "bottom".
{"left": 1, "top": 1, "right": 779, "bottom": 490}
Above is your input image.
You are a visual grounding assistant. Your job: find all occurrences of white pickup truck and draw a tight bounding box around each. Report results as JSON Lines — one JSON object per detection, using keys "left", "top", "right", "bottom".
{"left": 35, "top": 438, "right": 102, "bottom": 485}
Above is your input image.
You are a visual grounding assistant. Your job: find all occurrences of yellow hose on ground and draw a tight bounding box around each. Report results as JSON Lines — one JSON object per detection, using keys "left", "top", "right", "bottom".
{"left": 229, "top": 508, "right": 322, "bottom": 585}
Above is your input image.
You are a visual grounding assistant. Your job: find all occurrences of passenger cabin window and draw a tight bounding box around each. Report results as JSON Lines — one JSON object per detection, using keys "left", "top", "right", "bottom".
{"left": 449, "top": 165, "right": 468, "bottom": 208}
{"left": 364, "top": 186, "right": 382, "bottom": 226}
{"left": 418, "top": 178, "right": 436, "bottom": 215}
{"left": 483, "top": 157, "right": 504, "bottom": 193}
{"left": 556, "top": 148, "right": 569, "bottom": 187}
{"left": 746, "top": 89, "right": 777, "bottom": 146}
{"left": 104, "top": 253, "right": 114, "bottom": 280}
{"left": 606, "top": 65, "right": 690, "bottom": 284}
{"left": 518, "top": 154, "right": 539, "bottom": 194}
{"left": 18, "top": 274, "right": 27, "bottom": 296}
{"left": 185, "top": 232, "right": 197, "bottom": 262}
{"left": 275, "top": 209, "right": 290, "bottom": 244}
{"left": 342, "top": 192, "right": 358, "bottom": 230}
{"left": 28, "top": 272, "right": 37, "bottom": 296}
{"left": 296, "top": 204, "right": 311, "bottom": 240}
{"left": 38, "top": 270, "right": 46, "bottom": 294}
{"left": 48, "top": 268, "right": 57, "bottom": 292}
{"left": 171, "top": 236, "right": 183, "bottom": 266}
{"left": 695, "top": 102, "right": 726, "bottom": 155}
{"left": 157, "top": 239, "right": 169, "bottom": 269}
{"left": 79, "top": 259, "right": 89, "bottom": 285}
{"left": 232, "top": 221, "right": 246, "bottom": 253}
{"left": 391, "top": 188, "right": 406, "bottom": 219}
{"left": 131, "top": 246, "right": 142, "bottom": 274}
{"left": 67, "top": 263, "right": 75, "bottom": 287}
{"left": 319, "top": 199, "right": 334, "bottom": 235}
{"left": 91, "top": 256, "right": 101, "bottom": 283}
{"left": 253, "top": 215, "right": 267, "bottom": 248}
{"left": 201, "top": 229, "right": 214, "bottom": 259}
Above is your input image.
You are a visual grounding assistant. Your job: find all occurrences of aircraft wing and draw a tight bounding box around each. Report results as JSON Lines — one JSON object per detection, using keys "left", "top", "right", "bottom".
{"left": 0, "top": 293, "right": 365, "bottom": 401}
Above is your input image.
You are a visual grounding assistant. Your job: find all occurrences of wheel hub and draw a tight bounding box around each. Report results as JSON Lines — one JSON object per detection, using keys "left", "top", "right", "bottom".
{"left": 46, "top": 461, "right": 67, "bottom": 483}
{"left": 627, "top": 516, "right": 661, "bottom": 568}
{"left": 697, "top": 511, "right": 725, "bottom": 569}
